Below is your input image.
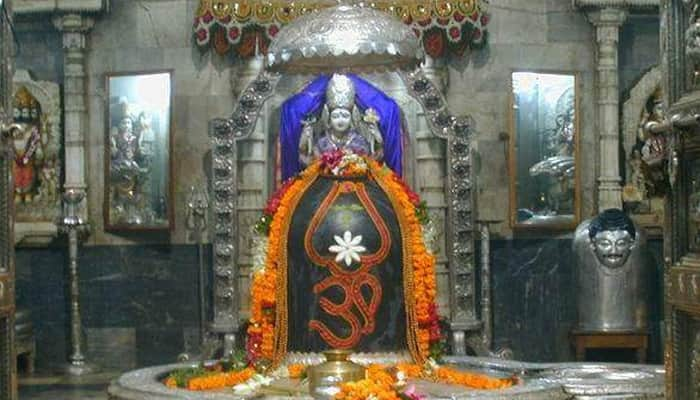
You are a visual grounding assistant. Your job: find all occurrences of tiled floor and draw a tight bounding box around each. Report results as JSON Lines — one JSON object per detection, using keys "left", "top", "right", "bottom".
{"left": 19, "top": 371, "right": 118, "bottom": 400}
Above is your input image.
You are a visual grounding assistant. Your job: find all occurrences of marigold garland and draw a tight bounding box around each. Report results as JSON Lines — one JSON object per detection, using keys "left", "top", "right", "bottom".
{"left": 432, "top": 366, "right": 514, "bottom": 390}
{"left": 164, "top": 367, "right": 256, "bottom": 391}
{"left": 163, "top": 361, "right": 514, "bottom": 394}
{"left": 248, "top": 163, "right": 320, "bottom": 365}
{"left": 335, "top": 363, "right": 515, "bottom": 400}
{"left": 335, "top": 365, "right": 401, "bottom": 400}
{"left": 247, "top": 156, "right": 442, "bottom": 365}
{"left": 369, "top": 159, "right": 441, "bottom": 362}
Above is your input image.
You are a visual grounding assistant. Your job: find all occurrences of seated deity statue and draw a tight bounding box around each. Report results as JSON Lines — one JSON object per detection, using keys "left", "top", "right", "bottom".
{"left": 12, "top": 87, "right": 45, "bottom": 204}
{"left": 108, "top": 99, "right": 154, "bottom": 224}
{"left": 298, "top": 74, "right": 383, "bottom": 167}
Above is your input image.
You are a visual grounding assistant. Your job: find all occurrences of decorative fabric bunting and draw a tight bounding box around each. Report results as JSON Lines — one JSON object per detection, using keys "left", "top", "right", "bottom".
{"left": 194, "top": 0, "right": 489, "bottom": 57}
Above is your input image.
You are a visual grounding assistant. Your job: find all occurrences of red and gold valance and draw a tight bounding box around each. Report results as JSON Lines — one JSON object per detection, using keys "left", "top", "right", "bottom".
{"left": 194, "top": 1, "right": 489, "bottom": 58}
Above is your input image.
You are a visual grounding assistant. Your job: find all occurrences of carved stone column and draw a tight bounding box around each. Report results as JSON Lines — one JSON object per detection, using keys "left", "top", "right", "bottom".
{"left": 421, "top": 55, "right": 449, "bottom": 93}
{"left": 52, "top": 14, "right": 94, "bottom": 219}
{"left": 587, "top": 8, "right": 627, "bottom": 211}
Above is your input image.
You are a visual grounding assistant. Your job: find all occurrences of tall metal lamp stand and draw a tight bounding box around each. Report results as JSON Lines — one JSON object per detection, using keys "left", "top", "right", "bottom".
{"left": 57, "top": 189, "right": 97, "bottom": 375}
{"left": 179, "top": 185, "right": 214, "bottom": 361}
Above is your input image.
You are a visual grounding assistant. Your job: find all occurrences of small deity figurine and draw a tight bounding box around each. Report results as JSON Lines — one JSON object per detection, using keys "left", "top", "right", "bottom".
{"left": 623, "top": 148, "right": 648, "bottom": 204}
{"left": 299, "top": 74, "right": 383, "bottom": 167}
{"left": 109, "top": 99, "right": 150, "bottom": 223}
{"left": 573, "top": 209, "right": 650, "bottom": 332}
{"left": 552, "top": 110, "right": 575, "bottom": 157}
{"left": 543, "top": 89, "right": 575, "bottom": 158}
{"left": 12, "top": 87, "right": 45, "bottom": 204}
{"left": 639, "top": 88, "right": 667, "bottom": 167}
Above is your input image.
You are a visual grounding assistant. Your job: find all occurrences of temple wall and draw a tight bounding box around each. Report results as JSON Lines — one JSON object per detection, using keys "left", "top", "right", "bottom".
{"left": 11, "top": 0, "right": 664, "bottom": 370}
{"left": 620, "top": 14, "right": 661, "bottom": 96}
{"left": 446, "top": 0, "right": 597, "bottom": 234}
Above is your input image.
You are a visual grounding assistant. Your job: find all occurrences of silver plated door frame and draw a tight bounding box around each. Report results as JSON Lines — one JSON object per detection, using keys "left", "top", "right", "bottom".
{"left": 209, "top": 68, "right": 480, "bottom": 355}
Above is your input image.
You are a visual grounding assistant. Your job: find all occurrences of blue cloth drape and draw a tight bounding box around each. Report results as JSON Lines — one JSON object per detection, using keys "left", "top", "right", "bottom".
{"left": 279, "top": 74, "right": 404, "bottom": 181}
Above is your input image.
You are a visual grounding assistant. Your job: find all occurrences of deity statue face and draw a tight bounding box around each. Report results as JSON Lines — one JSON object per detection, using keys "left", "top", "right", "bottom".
{"left": 329, "top": 108, "right": 352, "bottom": 133}
{"left": 324, "top": 74, "right": 355, "bottom": 135}
{"left": 21, "top": 107, "right": 30, "bottom": 120}
{"left": 118, "top": 117, "right": 133, "bottom": 133}
{"left": 590, "top": 229, "right": 635, "bottom": 268}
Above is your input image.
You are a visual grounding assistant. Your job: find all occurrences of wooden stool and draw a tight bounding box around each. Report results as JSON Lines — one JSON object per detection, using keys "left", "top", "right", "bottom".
{"left": 570, "top": 330, "right": 648, "bottom": 363}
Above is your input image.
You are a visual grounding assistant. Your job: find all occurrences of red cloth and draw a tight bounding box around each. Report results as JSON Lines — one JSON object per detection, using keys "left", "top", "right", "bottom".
{"left": 13, "top": 161, "right": 35, "bottom": 193}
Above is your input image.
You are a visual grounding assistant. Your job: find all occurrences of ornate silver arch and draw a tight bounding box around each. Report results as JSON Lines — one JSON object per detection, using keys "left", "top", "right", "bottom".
{"left": 209, "top": 68, "right": 480, "bottom": 355}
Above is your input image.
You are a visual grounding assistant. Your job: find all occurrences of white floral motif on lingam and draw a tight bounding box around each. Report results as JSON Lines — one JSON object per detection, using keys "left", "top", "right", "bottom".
{"left": 329, "top": 230, "right": 366, "bottom": 266}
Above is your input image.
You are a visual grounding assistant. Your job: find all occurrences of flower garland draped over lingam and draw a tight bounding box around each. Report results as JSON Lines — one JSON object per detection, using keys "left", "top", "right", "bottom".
{"left": 247, "top": 154, "right": 443, "bottom": 367}
{"left": 194, "top": 0, "right": 489, "bottom": 57}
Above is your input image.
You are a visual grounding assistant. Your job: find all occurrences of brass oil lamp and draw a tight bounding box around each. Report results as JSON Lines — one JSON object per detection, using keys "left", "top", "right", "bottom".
{"left": 308, "top": 350, "right": 366, "bottom": 399}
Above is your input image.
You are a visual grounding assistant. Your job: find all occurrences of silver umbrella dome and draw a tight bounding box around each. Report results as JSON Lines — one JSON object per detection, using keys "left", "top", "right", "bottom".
{"left": 266, "top": 5, "right": 424, "bottom": 74}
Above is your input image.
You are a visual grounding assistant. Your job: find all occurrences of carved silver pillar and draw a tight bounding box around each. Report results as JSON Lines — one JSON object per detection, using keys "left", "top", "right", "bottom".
{"left": 57, "top": 189, "right": 95, "bottom": 375}
{"left": 400, "top": 70, "right": 482, "bottom": 355}
{"left": 587, "top": 8, "right": 627, "bottom": 211}
{"left": 210, "top": 71, "right": 281, "bottom": 356}
{"left": 53, "top": 14, "right": 93, "bottom": 220}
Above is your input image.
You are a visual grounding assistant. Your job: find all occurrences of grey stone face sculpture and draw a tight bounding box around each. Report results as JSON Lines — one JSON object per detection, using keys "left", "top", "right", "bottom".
{"left": 573, "top": 209, "right": 649, "bottom": 332}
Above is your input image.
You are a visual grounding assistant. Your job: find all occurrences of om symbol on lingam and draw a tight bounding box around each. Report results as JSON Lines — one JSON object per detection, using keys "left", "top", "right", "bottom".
{"left": 304, "top": 181, "right": 390, "bottom": 348}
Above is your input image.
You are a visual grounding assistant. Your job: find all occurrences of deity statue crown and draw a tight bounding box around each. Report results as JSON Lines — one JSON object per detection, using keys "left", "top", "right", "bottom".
{"left": 13, "top": 86, "right": 38, "bottom": 109}
{"left": 326, "top": 74, "right": 355, "bottom": 110}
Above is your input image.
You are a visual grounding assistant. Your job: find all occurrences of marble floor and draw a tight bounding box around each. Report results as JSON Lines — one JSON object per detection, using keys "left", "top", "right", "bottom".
{"left": 19, "top": 371, "right": 117, "bottom": 400}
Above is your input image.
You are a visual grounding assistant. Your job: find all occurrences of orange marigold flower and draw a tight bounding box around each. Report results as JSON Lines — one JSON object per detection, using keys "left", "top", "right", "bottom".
{"left": 433, "top": 366, "right": 514, "bottom": 390}
{"left": 287, "top": 363, "right": 306, "bottom": 379}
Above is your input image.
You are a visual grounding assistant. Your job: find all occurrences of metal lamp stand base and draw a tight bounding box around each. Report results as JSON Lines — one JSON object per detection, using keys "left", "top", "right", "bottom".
{"left": 58, "top": 189, "right": 98, "bottom": 376}
{"left": 61, "top": 360, "right": 98, "bottom": 376}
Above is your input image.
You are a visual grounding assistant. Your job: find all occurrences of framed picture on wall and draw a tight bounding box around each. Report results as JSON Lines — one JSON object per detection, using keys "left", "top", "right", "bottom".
{"left": 508, "top": 70, "right": 581, "bottom": 231}
{"left": 104, "top": 70, "right": 173, "bottom": 231}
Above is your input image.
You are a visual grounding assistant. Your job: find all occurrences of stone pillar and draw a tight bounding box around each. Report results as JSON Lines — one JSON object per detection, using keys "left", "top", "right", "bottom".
{"left": 587, "top": 8, "right": 627, "bottom": 211}
{"left": 421, "top": 55, "right": 449, "bottom": 92}
{"left": 231, "top": 56, "right": 264, "bottom": 99}
{"left": 53, "top": 14, "right": 94, "bottom": 219}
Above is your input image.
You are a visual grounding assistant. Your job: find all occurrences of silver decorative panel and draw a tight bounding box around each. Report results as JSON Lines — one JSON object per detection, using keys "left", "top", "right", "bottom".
{"left": 400, "top": 69, "right": 480, "bottom": 351}
{"left": 209, "top": 71, "right": 280, "bottom": 335}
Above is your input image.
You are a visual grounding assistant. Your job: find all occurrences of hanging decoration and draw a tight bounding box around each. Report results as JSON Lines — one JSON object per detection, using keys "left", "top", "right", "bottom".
{"left": 194, "top": 0, "right": 489, "bottom": 57}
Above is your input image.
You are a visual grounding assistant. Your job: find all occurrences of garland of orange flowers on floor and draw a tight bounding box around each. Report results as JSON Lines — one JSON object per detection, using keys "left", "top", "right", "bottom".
{"left": 164, "top": 367, "right": 256, "bottom": 391}
{"left": 247, "top": 154, "right": 442, "bottom": 366}
{"left": 335, "top": 363, "right": 515, "bottom": 400}
{"left": 163, "top": 361, "right": 513, "bottom": 394}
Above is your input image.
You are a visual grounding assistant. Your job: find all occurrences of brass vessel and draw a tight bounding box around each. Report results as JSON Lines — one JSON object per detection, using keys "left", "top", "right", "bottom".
{"left": 308, "top": 350, "right": 366, "bottom": 399}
